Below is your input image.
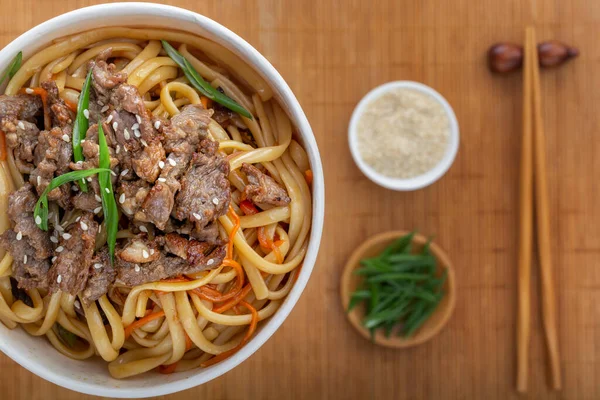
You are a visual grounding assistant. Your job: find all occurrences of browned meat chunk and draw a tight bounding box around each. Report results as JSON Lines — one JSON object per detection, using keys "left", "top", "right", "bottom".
{"left": 164, "top": 219, "right": 223, "bottom": 245}
{"left": 242, "top": 163, "right": 291, "bottom": 206}
{"left": 81, "top": 248, "right": 116, "bottom": 307}
{"left": 163, "top": 233, "right": 226, "bottom": 267}
{"left": 118, "top": 237, "right": 161, "bottom": 264}
{"left": 0, "top": 94, "right": 42, "bottom": 122}
{"left": 0, "top": 185, "right": 53, "bottom": 289}
{"left": 118, "top": 180, "right": 150, "bottom": 217}
{"left": 91, "top": 59, "right": 127, "bottom": 102}
{"left": 134, "top": 183, "right": 174, "bottom": 230}
{"left": 48, "top": 213, "right": 98, "bottom": 295}
{"left": 174, "top": 139, "right": 230, "bottom": 228}
{"left": 2, "top": 118, "right": 39, "bottom": 174}
{"left": 42, "top": 81, "right": 73, "bottom": 127}
{"left": 0, "top": 230, "right": 50, "bottom": 290}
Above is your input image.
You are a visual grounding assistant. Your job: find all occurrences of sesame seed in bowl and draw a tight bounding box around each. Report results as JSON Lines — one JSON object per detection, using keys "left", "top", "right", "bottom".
{"left": 348, "top": 81, "right": 459, "bottom": 191}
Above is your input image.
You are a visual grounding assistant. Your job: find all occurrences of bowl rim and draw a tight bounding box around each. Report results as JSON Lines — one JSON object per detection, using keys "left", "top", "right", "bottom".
{"left": 348, "top": 80, "right": 460, "bottom": 191}
{"left": 0, "top": 3, "right": 324, "bottom": 397}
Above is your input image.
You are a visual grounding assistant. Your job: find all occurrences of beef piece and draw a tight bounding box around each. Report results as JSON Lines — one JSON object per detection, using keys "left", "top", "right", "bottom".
{"left": 30, "top": 126, "right": 73, "bottom": 209}
{"left": 71, "top": 191, "right": 101, "bottom": 212}
{"left": 131, "top": 141, "right": 164, "bottom": 183}
{"left": 174, "top": 139, "right": 230, "bottom": 228}
{"left": 118, "top": 237, "right": 161, "bottom": 264}
{"left": 163, "top": 233, "right": 226, "bottom": 267}
{"left": 48, "top": 213, "right": 98, "bottom": 295}
{"left": 81, "top": 248, "right": 116, "bottom": 307}
{"left": 212, "top": 104, "right": 235, "bottom": 128}
{"left": 0, "top": 230, "right": 50, "bottom": 290}
{"left": 0, "top": 94, "right": 42, "bottom": 122}
{"left": 117, "top": 179, "right": 150, "bottom": 217}
{"left": 164, "top": 219, "right": 223, "bottom": 245}
{"left": 116, "top": 241, "right": 225, "bottom": 286}
{"left": 91, "top": 60, "right": 127, "bottom": 103}
{"left": 242, "top": 163, "right": 291, "bottom": 206}
{"left": 10, "top": 277, "right": 33, "bottom": 307}
{"left": 2, "top": 118, "right": 39, "bottom": 174}
{"left": 110, "top": 84, "right": 146, "bottom": 117}
{"left": 5, "top": 184, "right": 53, "bottom": 260}
{"left": 41, "top": 81, "right": 73, "bottom": 127}
{"left": 134, "top": 182, "right": 174, "bottom": 230}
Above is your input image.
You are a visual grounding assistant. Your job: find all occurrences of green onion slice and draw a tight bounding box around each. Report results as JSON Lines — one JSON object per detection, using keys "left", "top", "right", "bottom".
{"left": 97, "top": 122, "right": 118, "bottom": 263}
{"left": 72, "top": 69, "right": 93, "bottom": 192}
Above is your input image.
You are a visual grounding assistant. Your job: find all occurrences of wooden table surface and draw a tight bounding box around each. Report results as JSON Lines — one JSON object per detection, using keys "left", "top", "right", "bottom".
{"left": 1, "top": 0, "right": 598, "bottom": 399}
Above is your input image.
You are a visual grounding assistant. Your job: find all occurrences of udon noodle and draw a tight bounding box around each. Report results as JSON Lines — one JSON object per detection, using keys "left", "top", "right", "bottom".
{"left": 0, "top": 27, "right": 312, "bottom": 378}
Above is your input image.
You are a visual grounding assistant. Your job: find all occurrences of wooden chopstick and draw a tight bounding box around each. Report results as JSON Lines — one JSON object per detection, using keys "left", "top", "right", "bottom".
{"left": 529, "top": 27, "right": 562, "bottom": 391}
{"left": 517, "top": 26, "right": 562, "bottom": 393}
{"left": 516, "top": 27, "right": 534, "bottom": 393}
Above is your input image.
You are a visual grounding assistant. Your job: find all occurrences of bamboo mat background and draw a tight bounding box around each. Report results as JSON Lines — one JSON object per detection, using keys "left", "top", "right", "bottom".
{"left": 0, "top": 0, "right": 598, "bottom": 399}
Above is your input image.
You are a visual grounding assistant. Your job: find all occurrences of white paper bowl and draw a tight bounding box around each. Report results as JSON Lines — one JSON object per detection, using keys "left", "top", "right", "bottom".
{"left": 0, "top": 3, "right": 324, "bottom": 397}
{"left": 348, "top": 81, "right": 459, "bottom": 191}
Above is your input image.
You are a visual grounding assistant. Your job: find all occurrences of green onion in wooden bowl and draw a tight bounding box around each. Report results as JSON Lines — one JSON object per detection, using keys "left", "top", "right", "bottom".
{"left": 340, "top": 231, "right": 456, "bottom": 348}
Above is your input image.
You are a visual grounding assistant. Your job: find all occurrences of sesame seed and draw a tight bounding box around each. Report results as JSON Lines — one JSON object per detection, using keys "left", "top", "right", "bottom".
{"left": 62, "top": 134, "right": 70, "bottom": 142}
{"left": 158, "top": 161, "right": 165, "bottom": 169}
{"left": 94, "top": 263, "right": 102, "bottom": 269}
{"left": 51, "top": 256, "right": 57, "bottom": 263}
{"left": 16, "top": 231, "right": 22, "bottom": 240}
{"left": 74, "top": 300, "right": 81, "bottom": 308}
{"left": 132, "top": 123, "right": 139, "bottom": 130}
{"left": 63, "top": 233, "right": 72, "bottom": 240}
{"left": 106, "top": 114, "right": 113, "bottom": 124}
{"left": 142, "top": 250, "right": 149, "bottom": 259}
{"left": 101, "top": 105, "right": 109, "bottom": 113}
{"left": 97, "top": 100, "right": 104, "bottom": 106}
{"left": 154, "top": 120, "right": 161, "bottom": 129}
{"left": 76, "top": 160, "right": 83, "bottom": 165}
{"left": 76, "top": 216, "right": 81, "bottom": 222}
{"left": 86, "top": 177, "right": 92, "bottom": 182}
{"left": 134, "top": 129, "right": 141, "bottom": 138}
{"left": 124, "top": 128, "right": 130, "bottom": 140}
{"left": 119, "top": 193, "right": 125, "bottom": 204}
{"left": 37, "top": 175, "right": 41, "bottom": 186}
{"left": 158, "top": 177, "right": 166, "bottom": 182}
{"left": 83, "top": 109, "right": 90, "bottom": 119}
{"left": 95, "top": 194, "right": 102, "bottom": 202}
{"left": 193, "top": 213, "right": 201, "bottom": 220}
{"left": 136, "top": 115, "right": 142, "bottom": 124}
{"left": 50, "top": 236, "right": 58, "bottom": 243}
{"left": 56, "top": 246, "right": 64, "bottom": 253}
{"left": 98, "top": 224, "right": 102, "bottom": 233}
{"left": 120, "top": 169, "right": 129, "bottom": 176}
{"left": 116, "top": 145, "right": 120, "bottom": 154}
{"left": 212, "top": 197, "right": 219, "bottom": 205}
{"left": 207, "top": 259, "right": 214, "bottom": 266}
{"left": 105, "top": 188, "right": 110, "bottom": 194}
{"left": 55, "top": 225, "right": 64, "bottom": 232}
{"left": 168, "top": 158, "right": 176, "bottom": 166}
{"left": 150, "top": 249, "right": 155, "bottom": 255}
{"left": 18, "top": 121, "right": 25, "bottom": 130}
{"left": 35, "top": 216, "right": 42, "bottom": 225}
{"left": 110, "top": 170, "right": 117, "bottom": 177}
{"left": 124, "top": 147, "right": 128, "bottom": 153}
{"left": 140, "top": 139, "right": 148, "bottom": 147}
{"left": 112, "top": 121, "right": 118, "bottom": 131}
{"left": 57, "top": 275, "right": 62, "bottom": 283}
{"left": 139, "top": 225, "right": 148, "bottom": 233}
{"left": 72, "top": 185, "right": 78, "bottom": 191}
{"left": 23, "top": 255, "right": 27, "bottom": 264}
{"left": 80, "top": 221, "right": 88, "bottom": 231}
{"left": 94, "top": 207, "right": 102, "bottom": 214}
{"left": 25, "top": 88, "right": 34, "bottom": 94}
{"left": 134, "top": 264, "right": 141, "bottom": 272}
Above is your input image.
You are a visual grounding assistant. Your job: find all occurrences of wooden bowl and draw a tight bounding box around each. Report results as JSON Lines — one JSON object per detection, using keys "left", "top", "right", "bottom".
{"left": 340, "top": 231, "right": 456, "bottom": 348}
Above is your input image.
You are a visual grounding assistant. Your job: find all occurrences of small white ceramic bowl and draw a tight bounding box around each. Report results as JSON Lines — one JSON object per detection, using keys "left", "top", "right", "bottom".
{"left": 0, "top": 3, "right": 324, "bottom": 398}
{"left": 348, "top": 81, "right": 459, "bottom": 191}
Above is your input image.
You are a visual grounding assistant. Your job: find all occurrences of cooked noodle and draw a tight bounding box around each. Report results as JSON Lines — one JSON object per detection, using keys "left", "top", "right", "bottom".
{"left": 0, "top": 27, "right": 312, "bottom": 378}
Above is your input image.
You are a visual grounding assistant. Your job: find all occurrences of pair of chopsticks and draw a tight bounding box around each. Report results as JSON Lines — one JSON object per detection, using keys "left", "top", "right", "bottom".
{"left": 516, "top": 27, "right": 561, "bottom": 392}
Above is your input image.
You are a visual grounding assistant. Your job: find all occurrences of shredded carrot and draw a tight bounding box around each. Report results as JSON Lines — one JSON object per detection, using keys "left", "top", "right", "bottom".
{"left": 232, "top": 305, "right": 242, "bottom": 315}
{"left": 200, "top": 96, "right": 212, "bottom": 109}
{"left": 201, "top": 300, "right": 258, "bottom": 367}
{"left": 185, "top": 333, "right": 193, "bottom": 351}
{"left": 305, "top": 169, "right": 313, "bottom": 185}
{"left": 272, "top": 240, "right": 284, "bottom": 264}
{"left": 64, "top": 99, "right": 78, "bottom": 113}
{"left": 211, "top": 283, "right": 253, "bottom": 314}
{"left": 189, "top": 259, "right": 245, "bottom": 303}
{"left": 293, "top": 264, "right": 303, "bottom": 283}
{"left": 239, "top": 200, "right": 258, "bottom": 216}
{"left": 227, "top": 205, "right": 240, "bottom": 259}
{"left": 158, "top": 362, "right": 178, "bottom": 374}
{"left": 258, "top": 228, "right": 283, "bottom": 264}
{"left": 0, "top": 131, "right": 6, "bottom": 161}
{"left": 124, "top": 310, "right": 165, "bottom": 339}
